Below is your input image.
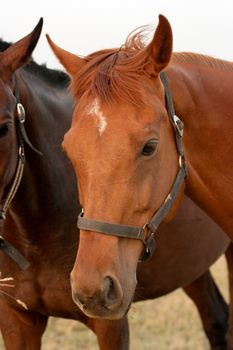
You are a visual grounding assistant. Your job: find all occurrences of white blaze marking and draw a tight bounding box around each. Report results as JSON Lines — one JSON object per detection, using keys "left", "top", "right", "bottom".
{"left": 88, "top": 99, "right": 107, "bottom": 136}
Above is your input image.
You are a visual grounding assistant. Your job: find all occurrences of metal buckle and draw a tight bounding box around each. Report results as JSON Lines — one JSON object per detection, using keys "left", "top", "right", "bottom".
{"left": 17, "top": 103, "right": 25, "bottom": 123}
{"left": 173, "top": 115, "right": 184, "bottom": 137}
{"left": 0, "top": 211, "right": 6, "bottom": 220}
{"left": 178, "top": 155, "right": 187, "bottom": 173}
{"left": 139, "top": 232, "right": 156, "bottom": 262}
{"left": 19, "top": 146, "right": 25, "bottom": 159}
{"left": 137, "top": 222, "right": 148, "bottom": 240}
{"left": 0, "top": 236, "right": 5, "bottom": 247}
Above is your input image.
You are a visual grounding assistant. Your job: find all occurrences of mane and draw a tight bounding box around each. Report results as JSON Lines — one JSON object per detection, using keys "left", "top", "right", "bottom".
{"left": 71, "top": 26, "right": 154, "bottom": 106}
{"left": 26, "top": 61, "right": 70, "bottom": 88}
{"left": 0, "top": 39, "right": 70, "bottom": 88}
{"left": 0, "top": 39, "right": 11, "bottom": 51}
{"left": 173, "top": 52, "right": 233, "bottom": 71}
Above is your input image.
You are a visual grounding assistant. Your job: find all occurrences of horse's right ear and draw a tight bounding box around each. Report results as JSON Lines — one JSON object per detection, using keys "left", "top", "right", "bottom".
{"left": 46, "top": 35, "right": 85, "bottom": 77}
{"left": 145, "top": 15, "right": 173, "bottom": 76}
{"left": 0, "top": 18, "right": 43, "bottom": 76}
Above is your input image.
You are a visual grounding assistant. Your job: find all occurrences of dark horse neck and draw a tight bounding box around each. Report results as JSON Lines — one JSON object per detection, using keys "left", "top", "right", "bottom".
{"left": 5, "top": 66, "right": 79, "bottom": 259}
{"left": 167, "top": 54, "right": 233, "bottom": 236}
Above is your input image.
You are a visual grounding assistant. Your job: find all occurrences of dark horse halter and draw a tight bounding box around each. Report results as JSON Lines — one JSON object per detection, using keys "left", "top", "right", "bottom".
{"left": 0, "top": 76, "right": 42, "bottom": 270}
{"left": 77, "top": 72, "right": 187, "bottom": 262}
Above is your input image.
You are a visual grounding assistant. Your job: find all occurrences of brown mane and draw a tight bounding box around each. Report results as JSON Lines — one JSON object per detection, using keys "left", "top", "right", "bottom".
{"left": 71, "top": 27, "right": 233, "bottom": 106}
{"left": 70, "top": 27, "right": 153, "bottom": 106}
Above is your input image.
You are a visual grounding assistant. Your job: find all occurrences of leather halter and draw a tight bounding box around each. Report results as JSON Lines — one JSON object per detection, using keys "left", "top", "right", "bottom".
{"left": 0, "top": 77, "right": 42, "bottom": 270}
{"left": 77, "top": 72, "right": 187, "bottom": 262}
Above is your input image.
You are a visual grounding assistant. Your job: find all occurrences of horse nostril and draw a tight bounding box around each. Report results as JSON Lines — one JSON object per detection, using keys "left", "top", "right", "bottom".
{"left": 103, "top": 275, "right": 123, "bottom": 310}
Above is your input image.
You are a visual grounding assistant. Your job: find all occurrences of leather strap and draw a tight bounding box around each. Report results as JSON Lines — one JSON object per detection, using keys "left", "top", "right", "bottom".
{"left": 147, "top": 162, "right": 187, "bottom": 233}
{"left": 0, "top": 76, "right": 42, "bottom": 269}
{"left": 0, "top": 236, "right": 29, "bottom": 270}
{"left": 78, "top": 213, "right": 146, "bottom": 241}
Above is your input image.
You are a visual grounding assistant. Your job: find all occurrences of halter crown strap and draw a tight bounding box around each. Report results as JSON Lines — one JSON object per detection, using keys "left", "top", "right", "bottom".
{"left": 77, "top": 72, "right": 187, "bottom": 262}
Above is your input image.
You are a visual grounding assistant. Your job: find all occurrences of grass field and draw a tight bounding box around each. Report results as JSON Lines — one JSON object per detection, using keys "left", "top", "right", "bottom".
{"left": 0, "top": 256, "right": 229, "bottom": 349}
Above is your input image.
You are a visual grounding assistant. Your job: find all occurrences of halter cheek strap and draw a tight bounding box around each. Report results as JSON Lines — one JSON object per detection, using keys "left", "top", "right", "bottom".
{"left": 0, "top": 76, "right": 42, "bottom": 270}
{"left": 77, "top": 72, "right": 187, "bottom": 262}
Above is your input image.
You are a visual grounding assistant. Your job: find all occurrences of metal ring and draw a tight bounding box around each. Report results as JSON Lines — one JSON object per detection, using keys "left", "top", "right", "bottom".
{"left": 17, "top": 103, "right": 25, "bottom": 123}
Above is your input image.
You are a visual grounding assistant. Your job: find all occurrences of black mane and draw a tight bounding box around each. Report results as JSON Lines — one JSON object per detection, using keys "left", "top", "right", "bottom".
{"left": 0, "top": 39, "right": 11, "bottom": 51}
{"left": 0, "top": 39, "right": 70, "bottom": 88}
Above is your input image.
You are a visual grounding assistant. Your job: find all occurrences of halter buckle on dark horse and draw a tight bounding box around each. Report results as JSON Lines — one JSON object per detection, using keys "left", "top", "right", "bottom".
{"left": 17, "top": 103, "right": 26, "bottom": 123}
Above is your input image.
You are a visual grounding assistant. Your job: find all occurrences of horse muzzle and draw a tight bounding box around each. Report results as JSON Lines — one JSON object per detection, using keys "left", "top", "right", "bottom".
{"left": 71, "top": 273, "right": 133, "bottom": 319}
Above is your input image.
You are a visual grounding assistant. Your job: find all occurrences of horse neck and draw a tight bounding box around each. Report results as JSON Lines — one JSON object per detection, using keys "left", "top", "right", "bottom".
{"left": 7, "top": 69, "right": 78, "bottom": 241}
{"left": 167, "top": 57, "right": 233, "bottom": 236}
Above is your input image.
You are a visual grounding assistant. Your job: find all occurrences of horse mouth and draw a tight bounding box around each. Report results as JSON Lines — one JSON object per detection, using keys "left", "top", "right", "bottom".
{"left": 73, "top": 294, "right": 132, "bottom": 320}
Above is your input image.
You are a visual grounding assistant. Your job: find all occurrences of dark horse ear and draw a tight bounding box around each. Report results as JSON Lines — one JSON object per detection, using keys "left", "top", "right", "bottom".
{"left": 145, "top": 15, "right": 173, "bottom": 76}
{"left": 0, "top": 18, "right": 43, "bottom": 77}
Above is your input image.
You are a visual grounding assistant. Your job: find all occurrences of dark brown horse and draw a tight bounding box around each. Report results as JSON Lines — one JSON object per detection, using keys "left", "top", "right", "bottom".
{"left": 0, "top": 19, "right": 230, "bottom": 350}
{"left": 47, "top": 14, "right": 233, "bottom": 348}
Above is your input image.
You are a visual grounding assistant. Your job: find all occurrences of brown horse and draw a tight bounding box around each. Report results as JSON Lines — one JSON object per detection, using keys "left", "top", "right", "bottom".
{"left": 47, "top": 14, "right": 233, "bottom": 346}
{"left": 0, "top": 19, "right": 230, "bottom": 350}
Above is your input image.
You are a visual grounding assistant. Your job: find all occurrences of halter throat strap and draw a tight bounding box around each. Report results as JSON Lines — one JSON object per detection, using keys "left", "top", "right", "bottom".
{"left": 77, "top": 72, "right": 187, "bottom": 262}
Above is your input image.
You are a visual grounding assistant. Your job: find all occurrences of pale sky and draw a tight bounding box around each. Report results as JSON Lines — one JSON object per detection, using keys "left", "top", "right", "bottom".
{"left": 1, "top": 0, "right": 232, "bottom": 70}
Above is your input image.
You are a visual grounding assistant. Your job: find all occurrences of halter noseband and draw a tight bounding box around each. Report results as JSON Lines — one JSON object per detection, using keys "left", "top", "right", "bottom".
{"left": 0, "top": 77, "right": 42, "bottom": 270}
{"left": 77, "top": 72, "right": 187, "bottom": 262}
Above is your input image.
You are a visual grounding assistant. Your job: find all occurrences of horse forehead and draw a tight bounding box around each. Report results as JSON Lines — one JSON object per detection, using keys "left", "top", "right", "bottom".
{"left": 82, "top": 97, "right": 150, "bottom": 128}
{"left": 85, "top": 98, "right": 108, "bottom": 136}
{"left": 71, "top": 97, "right": 160, "bottom": 148}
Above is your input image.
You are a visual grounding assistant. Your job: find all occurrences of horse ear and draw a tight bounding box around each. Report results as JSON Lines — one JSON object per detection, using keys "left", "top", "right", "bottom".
{"left": 46, "top": 35, "right": 85, "bottom": 77}
{"left": 146, "top": 15, "right": 173, "bottom": 75}
{"left": 0, "top": 18, "right": 43, "bottom": 76}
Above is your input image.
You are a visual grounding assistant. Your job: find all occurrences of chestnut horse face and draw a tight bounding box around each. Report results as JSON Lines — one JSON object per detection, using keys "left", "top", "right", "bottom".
{"left": 48, "top": 15, "right": 184, "bottom": 319}
{"left": 0, "top": 20, "right": 42, "bottom": 220}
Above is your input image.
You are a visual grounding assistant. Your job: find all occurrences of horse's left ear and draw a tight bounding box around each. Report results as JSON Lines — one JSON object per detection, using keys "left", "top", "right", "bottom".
{"left": 46, "top": 35, "right": 85, "bottom": 77}
{"left": 1, "top": 18, "right": 43, "bottom": 76}
{"left": 146, "top": 15, "right": 173, "bottom": 75}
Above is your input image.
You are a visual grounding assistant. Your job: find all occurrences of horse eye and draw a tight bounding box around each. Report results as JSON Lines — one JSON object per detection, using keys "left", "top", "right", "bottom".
{"left": 141, "top": 139, "right": 158, "bottom": 157}
{"left": 0, "top": 123, "right": 9, "bottom": 138}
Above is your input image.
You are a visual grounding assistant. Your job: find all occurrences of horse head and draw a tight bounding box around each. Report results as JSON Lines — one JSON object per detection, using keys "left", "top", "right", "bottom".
{"left": 47, "top": 15, "right": 185, "bottom": 319}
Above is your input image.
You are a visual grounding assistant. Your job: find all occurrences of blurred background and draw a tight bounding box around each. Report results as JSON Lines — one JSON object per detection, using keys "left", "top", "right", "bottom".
{"left": 1, "top": 0, "right": 232, "bottom": 69}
